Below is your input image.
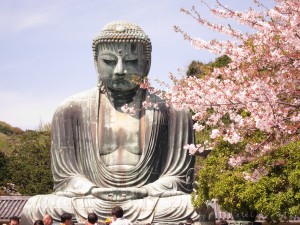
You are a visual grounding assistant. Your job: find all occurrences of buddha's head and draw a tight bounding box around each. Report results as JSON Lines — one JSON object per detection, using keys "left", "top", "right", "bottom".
{"left": 92, "top": 21, "right": 152, "bottom": 93}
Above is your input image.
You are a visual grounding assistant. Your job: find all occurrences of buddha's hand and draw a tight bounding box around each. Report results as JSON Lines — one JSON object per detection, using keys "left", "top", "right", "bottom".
{"left": 91, "top": 187, "right": 148, "bottom": 201}
{"left": 55, "top": 178, "right": 98, "bottom": 197}
{"left": 55, "top": 191, "right": 80, "bottom": 197}
{"left": 159, "top": 190, "right": 186, "bottom": 197}
{"left": 55, "top": 186, "right": 96, "bottom": 197}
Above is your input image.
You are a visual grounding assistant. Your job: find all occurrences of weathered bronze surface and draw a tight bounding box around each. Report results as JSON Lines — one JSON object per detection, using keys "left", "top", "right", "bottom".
{"left": 21, "top": 21, "right": 198, "bottom": 225}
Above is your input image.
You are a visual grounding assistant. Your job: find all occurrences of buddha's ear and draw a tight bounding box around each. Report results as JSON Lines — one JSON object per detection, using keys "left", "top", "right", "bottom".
{"left": 94, "top": 58, "right": 99, "bottom": 73}
{"left": 94, "top": 58, "right": 101, "bottom": 87}
{"left": 144, "top": 59, "right": 151, "bottom": 76}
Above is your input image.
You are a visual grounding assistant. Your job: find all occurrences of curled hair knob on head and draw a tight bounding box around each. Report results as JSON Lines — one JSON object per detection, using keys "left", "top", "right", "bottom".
{"left": 92, "top": 21, "right": 152, "bottom": 61}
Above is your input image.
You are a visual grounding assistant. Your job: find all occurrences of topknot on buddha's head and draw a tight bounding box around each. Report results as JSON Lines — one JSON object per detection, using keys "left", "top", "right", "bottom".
{"left": 92, "top": 21, "right": 152, "bottom": 60}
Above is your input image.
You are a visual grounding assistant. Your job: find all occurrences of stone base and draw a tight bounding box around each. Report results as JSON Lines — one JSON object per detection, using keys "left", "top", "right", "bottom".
{"left": 21, "top": 194, "right": 199, "bottom": 225}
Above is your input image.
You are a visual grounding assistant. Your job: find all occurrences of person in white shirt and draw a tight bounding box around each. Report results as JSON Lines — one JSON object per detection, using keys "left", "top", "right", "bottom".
{"left": 111, "top": 206, "right": 132, "bottom": 225}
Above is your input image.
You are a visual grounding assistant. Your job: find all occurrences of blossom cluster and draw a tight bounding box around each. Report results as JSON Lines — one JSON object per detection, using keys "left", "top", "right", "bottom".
{"left": 120, "top": 104, "right": 136, "bottom": 116}
{"left": 148, "top": 0, "right": 300, "bottom": 179}
{"left": 242, "top": 166, "right": 268, "bottom": 182}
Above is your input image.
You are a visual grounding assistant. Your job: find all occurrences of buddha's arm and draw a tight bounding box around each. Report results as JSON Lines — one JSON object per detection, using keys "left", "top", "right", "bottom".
{"left": 142, "top": 108, "right": 195, "bottom": 197}
{"left": 51, "top": 95, "right": 99, "bottom": 196}
{"left": 54, "top": 177, "right": 98, "bottom": 197}
{"left": 142, "top": 176, "right": 187, "bottom": 197}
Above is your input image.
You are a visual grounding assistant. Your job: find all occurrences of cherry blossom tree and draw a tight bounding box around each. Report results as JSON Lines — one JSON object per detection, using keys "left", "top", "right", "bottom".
{"left": 120, "top": 1, "right": 300, "bottom": 221}
{"left": 160, "top": 1, "right": 300, "bottom": 222}
{"left": 142, "top": 0, "right": 299, "bottom": 181}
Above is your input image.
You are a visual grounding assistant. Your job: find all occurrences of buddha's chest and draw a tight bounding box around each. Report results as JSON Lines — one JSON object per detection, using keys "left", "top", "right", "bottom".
{"left": 97, "top": 96, "right": 145, "bottom": 169}
{"left": 99, "top": 110, "right": 141, "bottom": 153}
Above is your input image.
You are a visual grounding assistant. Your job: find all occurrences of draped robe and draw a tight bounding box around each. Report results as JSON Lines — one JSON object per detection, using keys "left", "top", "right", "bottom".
{"left": 21, "top": 88, "right": 198, "bottom": 225}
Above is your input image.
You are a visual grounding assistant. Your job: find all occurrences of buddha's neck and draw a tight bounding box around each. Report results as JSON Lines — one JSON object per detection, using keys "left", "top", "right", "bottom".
{"left": 105, "top": 88, "right": 145, "bottom": 109}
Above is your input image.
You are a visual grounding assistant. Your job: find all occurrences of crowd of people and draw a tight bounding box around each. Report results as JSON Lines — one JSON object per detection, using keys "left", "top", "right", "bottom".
{"left": 7, "top": 207, "right": 227, "bottom": 225}
{"left": 7, "top": 206, "right": 136, "bottom": 225}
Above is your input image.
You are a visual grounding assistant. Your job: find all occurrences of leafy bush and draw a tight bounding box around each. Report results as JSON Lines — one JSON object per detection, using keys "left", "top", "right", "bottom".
{"left": 6, "top": 130, "right": 53, "bottom": 195}
{"left": 0, "top": 121, "right": 23, "bottom": 135}
{"left": 0, "top": 121, "right": 53, "bottom": 196}
{"left": 193, "top": 140, "right": 300, "bottom": 225}
{"left": 186, "top": 55, "right": 231, "bottom": 77}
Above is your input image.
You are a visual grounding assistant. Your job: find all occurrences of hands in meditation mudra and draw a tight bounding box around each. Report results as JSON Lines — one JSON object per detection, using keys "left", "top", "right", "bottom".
{"left": 22, "top": 21, "right": 198, "bottom": 225}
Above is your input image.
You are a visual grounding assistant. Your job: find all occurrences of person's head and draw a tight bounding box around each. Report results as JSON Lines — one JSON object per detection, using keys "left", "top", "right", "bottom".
{"left": 9, "top": 216, "right": 20, "bottom": 225}
{"left": 111, "top": 206, "right": 123, "bottom": 219}
{"left": 61, "top": 212, "right": 72, "bottom": 225}
{"left": 34, "top": 220, "right": 44, "bottom": 225}
{"left": 87, "top": 213, "right": 98, "bottom": 224}
{"left": 219, "top": 220, "right": 228, "bottom": 225}
{"left": 92, "top": 21, "right": 152, "bottom": 93}
{"left": 43, "top": 214, "right": 53, "bottom": 225}
{"left": 185, "top": 217, "right": 194, "bottom": 225}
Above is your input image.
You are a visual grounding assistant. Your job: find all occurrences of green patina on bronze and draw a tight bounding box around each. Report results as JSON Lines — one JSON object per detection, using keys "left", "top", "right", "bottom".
{"left": 22, "top": 21, "right": 198, "bottom": 225}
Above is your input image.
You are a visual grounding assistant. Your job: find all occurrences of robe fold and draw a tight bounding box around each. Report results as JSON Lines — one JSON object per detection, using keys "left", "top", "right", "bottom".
{"left": 21, "top": 88, "right": 198, "bottom": 225}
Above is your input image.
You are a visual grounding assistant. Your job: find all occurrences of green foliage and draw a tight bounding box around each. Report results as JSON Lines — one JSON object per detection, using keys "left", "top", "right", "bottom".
{"left": 187, "top": 60, "right": 212, "bottom": 77}
{"left": 0, "top": 121, "right": 53, "bottom": 196}
{"left": 193, "top": 140, "right": 300, "bottom": 225}
{"left": 0, "top": 133, "right": 9, "bottom": 152}
{"left": 211, "top": 55, "right": 231, "bottom": 68}
{"left": 6, "top": 130, "right": 53, "bottom": 195}
{"left": 37, "top": 121, "right": 51, "bottom": 132}
{"left": 0, "top": 121, "right": 24, "bottom": 154}
{"left": 186, "top": 55, "right": 231, "bottom": 77}
{"left": 0, "top": 151, "right": 9, "bottom": 187}
{"left": 0, "top": 121, "right": 23, "bottom": 135}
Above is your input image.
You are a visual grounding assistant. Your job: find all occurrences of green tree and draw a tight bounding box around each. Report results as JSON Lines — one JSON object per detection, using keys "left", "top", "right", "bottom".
{"left": 0, "top": 151, "right": 9, "bottom": 187}
{"left": 187, "top": 56, "right": 299, "bottom": 224}
{"left": 0, "top": 121, "right": 23, "bottom": 190}
{"left": 0, "top": 121, "right": 23, "bottom": 136}
{"left": 6, "top": 129, "right": 53, "bottom": 195}
{"left": 193, "top": 140, "right": 300, "bottom": 225}
{"left": 186, "top": 55, "right": 231, "bottom": 77}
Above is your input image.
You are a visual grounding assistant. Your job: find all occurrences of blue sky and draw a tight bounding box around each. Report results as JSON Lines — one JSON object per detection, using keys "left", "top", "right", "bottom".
{"left": 0, "top": 0, "right": 275, "bottom": 130}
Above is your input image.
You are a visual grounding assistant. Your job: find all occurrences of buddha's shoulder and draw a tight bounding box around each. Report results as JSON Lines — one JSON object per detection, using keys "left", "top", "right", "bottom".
{"left": 55, "top": 88, "right": 98, "bottom": 111}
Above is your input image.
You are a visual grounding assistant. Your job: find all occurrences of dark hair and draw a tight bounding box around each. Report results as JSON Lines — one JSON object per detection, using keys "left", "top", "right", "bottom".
{"left": 111, "top": 206, "right": 123, "bottom": 218}
{"left": 61, "top": 212, "right": 72, "bottom": 223}
{"left": 219, "top": 220, "right": 228, "bottom": 225}
{"left": 186, "top": 217, "right": 194, "bottom": 224}
{"left": 88, "top": 213, "right": 98, "bottom": 224}
{"left": 34, "top": 220, "right": 44, "bottom": 225}
{"left": 9, "top": 216, "right": 20, "bottom": 223}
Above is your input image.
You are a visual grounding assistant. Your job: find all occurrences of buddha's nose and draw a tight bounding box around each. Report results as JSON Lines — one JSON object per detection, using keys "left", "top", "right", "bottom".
{"left": 114, "top": 60, "right": 126, "bottom": 76}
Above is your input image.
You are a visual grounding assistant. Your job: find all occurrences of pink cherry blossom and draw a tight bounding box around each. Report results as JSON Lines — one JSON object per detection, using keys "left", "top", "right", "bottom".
{"left": 193, "top": 123, "right": 205, "bottom": 132}
{"left": 243, "top": 166, "right": 269, "bottom": 182}
{"left": 121, "top": 104, "right": 136, "bottom": 116}
{"left": 210, "top": 129, "right": 220, "bottom": 139}
{"left": 141, "top": 0, "right": 299, "bottom": 178}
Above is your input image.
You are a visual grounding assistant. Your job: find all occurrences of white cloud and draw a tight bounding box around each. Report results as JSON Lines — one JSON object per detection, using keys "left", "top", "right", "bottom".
{"left": 14, "top": 12, "right": 53, "bottom": 32}
{"left": 0, "top": 1, "right": 68, "bottom": 34}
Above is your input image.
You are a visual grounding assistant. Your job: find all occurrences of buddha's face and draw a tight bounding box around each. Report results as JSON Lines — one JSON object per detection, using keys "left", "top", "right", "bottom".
{"left": 97, "top": 42, "right": 149, "bottom": 92}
